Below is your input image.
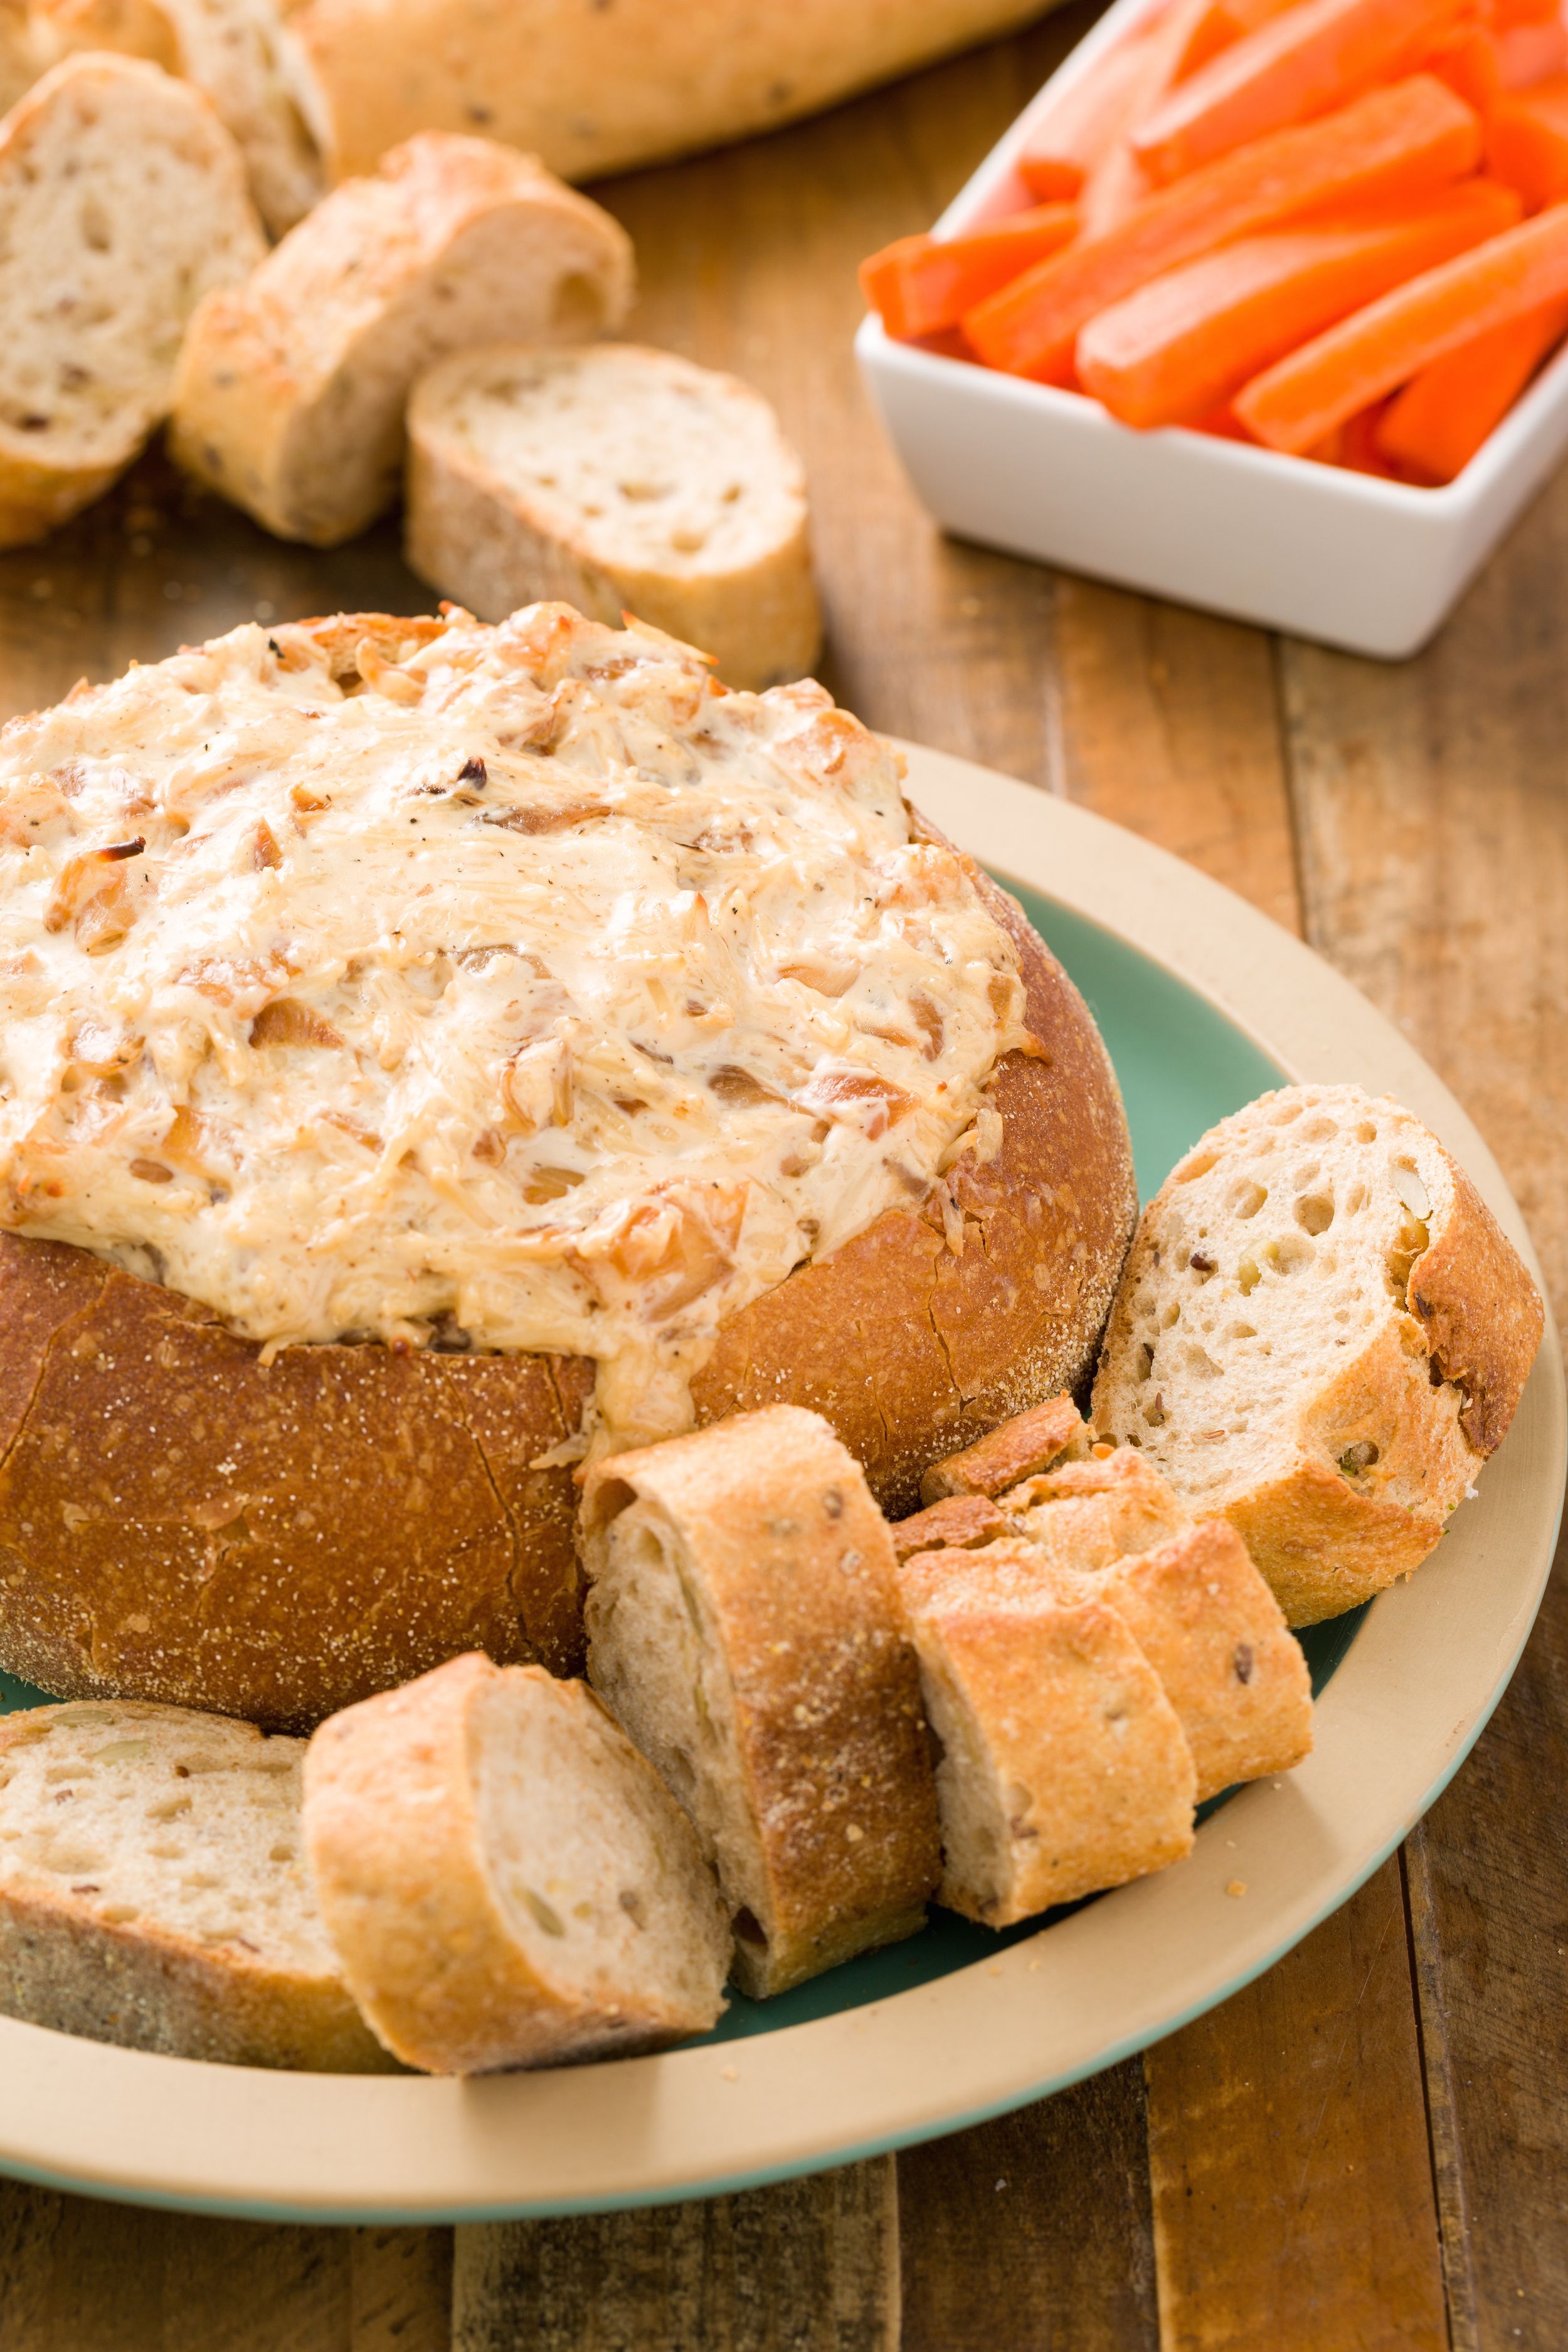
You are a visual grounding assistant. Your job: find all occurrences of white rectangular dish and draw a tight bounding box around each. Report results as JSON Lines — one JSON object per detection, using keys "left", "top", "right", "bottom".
{"left": 854, "top": 0, "right": 1568, "bottom": 658}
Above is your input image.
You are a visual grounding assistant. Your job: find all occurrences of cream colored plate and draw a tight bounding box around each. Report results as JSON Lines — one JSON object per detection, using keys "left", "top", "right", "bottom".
{"left": 0, "top": 744, "right": 1560, "bottom": 2221}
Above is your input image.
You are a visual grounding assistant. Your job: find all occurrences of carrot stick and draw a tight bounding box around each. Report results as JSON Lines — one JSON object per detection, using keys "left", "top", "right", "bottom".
{"left": 1496, "top": 18, "right": 1568, "bottom": 87}
{"left": 1423, "top": 25, "right": 1502, "bottom": 113}
{"left": 1486, "top": 73, "right": 1568, "bottom": 206}
{"left": 1077, "top": 177, "right": 1518, "bottom": 424}
{"left": 965, "top": 76, "right": 1481, "bottom": 380}
{"left": 1373, "top": 290, "right": 1568, "bottom": 472}
{"left": 1079, "top": 0, "right": 1239, "bottom": 233}
{"left": 1130, "top": 0, "right": 1475, "bottom": 183}
{"left": 1216, "top": 0, "right": 1310, "bottom": 36}
{"left": 1234, "top": 201, "right": 1568, "bottom": 448}
{"left": 859, "top": 206, "right": 1081, "bottom": 340}
{"left": 1017, "top": 29, "right": 1163, "bottom": 200}
{"left": 1491, "top": 0, "right": 1559, "bottom": 31}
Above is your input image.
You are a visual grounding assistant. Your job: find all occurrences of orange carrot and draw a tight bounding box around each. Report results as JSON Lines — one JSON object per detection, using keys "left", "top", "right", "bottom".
{"left": 1496, "top": 17, "right": 1568, "bottom": 87}
{"left": 1215, "top": 0, "right": 1310, "bottom": 36}
{"left": 1130, "top": 0, "right": 1475, "bottom": 183}
{"left": 1373, "top": 289, "right": 1568, "bottom": 472}
{"left": 859, "top": 206, "right": 1080, "bottom": 340}
{"left": 1017, "top": 29, "right": 1163, "bottom": 199}
{"left": 1234, "top": 201, "right": 1568, "bottom": 448}
{"left": 1079, "top": 0, "right": 1239, "bottom": 233}
{"left": 1076, "top": 177, "right": 1518, "bottom": 423}
{"left": 1423, "top": 24, "right": 1502, "bottom": 112}
{"left": 1486, "top": 72, "right": 1568, "bottom": 204}
{"left": 1491, "top": 0, "right": 1559, "bottom": 30}
{"left": 965, "top": 76, "right": 1481, "bottom": 380}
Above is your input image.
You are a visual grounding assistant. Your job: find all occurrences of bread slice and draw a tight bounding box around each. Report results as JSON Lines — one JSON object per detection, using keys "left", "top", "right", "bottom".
{"left": 0, "top": 1698, "right": 391, "bottom": 2069}
{"left": 897, "top": 1544, "right": 1197, "bottom": 1925}
{"left": 0, "top": 53, "right": 265, "bottom": 550}
{"left": 1091, "top": 1084, "right": 1545, "bottom": 1624}
{"left": 917, "top": 1392, "right": 1090, "bottom": 1503}
{"left": 896, "top": 1436, "right": 1313, "bottom": 1801}
{"left": 303, "top": 1654, "right": 729, "bottom": 2074}
{"left": 579, "top": 1406, "right": 941, "bottom": 1997}
{"left": 169, "top": 134, "right": 634, "bottom": 545}
{"left": 36, "top": 0, "right": 324, "bottom": 231}
{"left": 405, "top": 342, "right": 822, "bottom": 692}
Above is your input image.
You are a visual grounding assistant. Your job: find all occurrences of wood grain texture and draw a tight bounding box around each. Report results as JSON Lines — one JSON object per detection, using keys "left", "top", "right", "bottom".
{"left": 452, "top": 2159, "right": 898, "bottom": 2352}
{"left": 1280, "top": 465, "right": 1568, "bottom": 2352}
{"left": 897, "top": 2065, "right": 1158, "bottom": 2352}
{"left": 1146, "top": 1862, "right": 1449, "bottom": 2351}
{"left": 0, "top": 2181, "right": 452, "bottom": 2351}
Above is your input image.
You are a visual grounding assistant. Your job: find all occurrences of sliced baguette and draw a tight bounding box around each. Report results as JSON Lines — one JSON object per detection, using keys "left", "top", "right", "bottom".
{"left": 897, "top": 1543, "right": 1197, "bottom": 1925}
{"left": 405, "top": 342, "right": 821, "bottom": 692}
{"left": 579, "top": 1406, "right": 941, "bottom": 1998}
{"left": 897, "top": 1434, "right": 1313, "bottom": 1800}
{"left": 1091, "top": 1084, "right": 1545, "bottom": 1624}
{"left": 0, "top": 1699, "right": 391, "bottom": 2069}
{"left": 36, "top": 0, "right": 324, "bottom": 231}
{"left": 302, "top": 1654, "right": 729, "bottom": 2074}
{"left": 917, "top": 1392, "right": 1089, "bottom": 1503}
{"left": 0, "top": 53, "right": 265, "bottom": 549}
{"left": 169, "top": 133, "right": 634, "bottom": 545}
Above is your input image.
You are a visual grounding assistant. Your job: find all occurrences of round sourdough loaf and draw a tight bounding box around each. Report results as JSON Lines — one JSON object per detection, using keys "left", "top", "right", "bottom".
{"left": 0, "top": 606, "right": 1135, "bottom": 1728}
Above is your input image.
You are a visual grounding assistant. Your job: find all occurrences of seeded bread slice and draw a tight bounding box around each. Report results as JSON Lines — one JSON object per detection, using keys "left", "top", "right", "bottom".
{"left": 37, "top": 0, "right": 324, "bottom": 231}
{"left": 169, "top": 133, "right": 634, "bottom": 545}
{"left": 897, "top": 1544, "right": 1197, "bottom": 1925}
{"left": 1091, "top": 1084, "right": 1545, "bottom": 1624}
{"left": 578, "top": 1406, "right": 941, "bottom": 1998}
{"left": 0, "top": 1699, "right": 391, "bottom": 2069}
{"left": 302, "top": 1654, "right": 729, "bottom": 2074}
{"left": 405, "top": 342, "right": 822, "bottom": 692}
{"left": 0, "top": 53, "right": 265, "bottom": 550}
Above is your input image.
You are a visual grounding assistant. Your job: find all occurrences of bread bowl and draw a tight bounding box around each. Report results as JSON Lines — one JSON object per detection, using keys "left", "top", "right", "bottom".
{"left": 0, "top": 600, "right": 1135, "bottom": 1729}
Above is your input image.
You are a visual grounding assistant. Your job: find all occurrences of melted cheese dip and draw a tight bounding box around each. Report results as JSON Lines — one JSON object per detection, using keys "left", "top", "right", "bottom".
{"left": 0, "top": 605, "right": 1028, "bottom": 1444}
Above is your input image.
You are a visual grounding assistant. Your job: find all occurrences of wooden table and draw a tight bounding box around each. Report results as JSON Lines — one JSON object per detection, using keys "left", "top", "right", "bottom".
{"left": 1, "top": 11, "right": 1565, "bottom": 2343}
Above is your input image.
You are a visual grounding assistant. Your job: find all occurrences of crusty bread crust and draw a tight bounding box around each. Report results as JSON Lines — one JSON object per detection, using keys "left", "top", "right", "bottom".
{"left": 0, "top": 1700, "right": 393, "bottom": 2070}
{"left": 0, "top": 615, "right": 1135, "bottom": 1728}
{"left": 303, "top": 1655, "right": 729, "bottom": 2072}
{"left": 282, "top": 0, "right": 1057, "bottom": 186}
{"left": 580, "top": 1406, "right": 941, "bottom": 1996}
{"left": 1091, "top": 1086, "right": 1544, "bottom": 1624}
{"left": 169, "top": 135, "right": 635, "bottom": 545}
{"left": 919, "top": 1394, "right": 1088, "bottom": 1503}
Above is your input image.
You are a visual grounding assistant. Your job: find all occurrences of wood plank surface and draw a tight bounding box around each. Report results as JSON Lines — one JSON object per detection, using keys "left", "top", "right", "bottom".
{"left": 0, "top": 5, "right": 1562, "bottom": 2344}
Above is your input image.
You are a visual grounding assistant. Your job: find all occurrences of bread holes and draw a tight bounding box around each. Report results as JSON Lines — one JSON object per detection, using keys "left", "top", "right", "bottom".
{"left": 1338, "top": 1440, "right": 1381, "bottom": 1481}
{"left": 1295, "top": 1194, "right": 1335, "bottom": 1236}
{"left": 1231, "top": 1180, "right": 1268, "bottom": 1219}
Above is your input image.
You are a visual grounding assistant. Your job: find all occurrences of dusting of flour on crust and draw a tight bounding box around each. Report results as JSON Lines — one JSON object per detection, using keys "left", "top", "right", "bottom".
{"left": 0, "top": 605, "right": 1030, "bottom": 1448}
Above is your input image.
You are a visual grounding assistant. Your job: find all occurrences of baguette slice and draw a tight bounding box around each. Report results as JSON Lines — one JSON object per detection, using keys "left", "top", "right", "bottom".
{"left": 897, "top": 1544, "right": 1197, "bottom": 1924}
{"left": 579, "top": 1406, "right": 941, "bottom": 1998}
{"left": 0, "top": 1699, "right": 391, "bottom": 2069}
{"left": 405, "top": 342, "right": 822, "bottom": 692}
{"left": 918, "top": 1392, "right": 1090, "bottom": 1503}
{"left": 0, "top": 53, "right": 265, "bottom": 550}
{"left": 1092, "top": 1084, "right": 1545, "bottom": 1624}
{"left": 303, "top": 1655, "right": 729, "bottom": 2074}
{"left": 36, "top": 0, "right": 324, "bottom": 231}
{"left": 169, "top": 133, "right": 634, "bottom": 545}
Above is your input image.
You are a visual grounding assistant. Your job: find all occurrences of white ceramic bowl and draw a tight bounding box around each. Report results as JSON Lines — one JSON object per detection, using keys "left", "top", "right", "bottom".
{"left": 854, "top": 0, "right": 1568, "bottom": 658}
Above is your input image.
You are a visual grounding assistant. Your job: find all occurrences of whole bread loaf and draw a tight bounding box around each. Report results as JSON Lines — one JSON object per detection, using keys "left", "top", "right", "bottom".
{"left": 278, "top": 0, "right": 1057, "bottom": 186}
{"left": 0, "top": 604, "right": 1135, "bottom": 1727}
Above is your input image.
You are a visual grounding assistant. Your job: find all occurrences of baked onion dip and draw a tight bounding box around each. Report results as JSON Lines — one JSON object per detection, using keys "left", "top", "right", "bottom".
{"left": 0, "top": 605, "right": 1033, "bottom": 1446}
